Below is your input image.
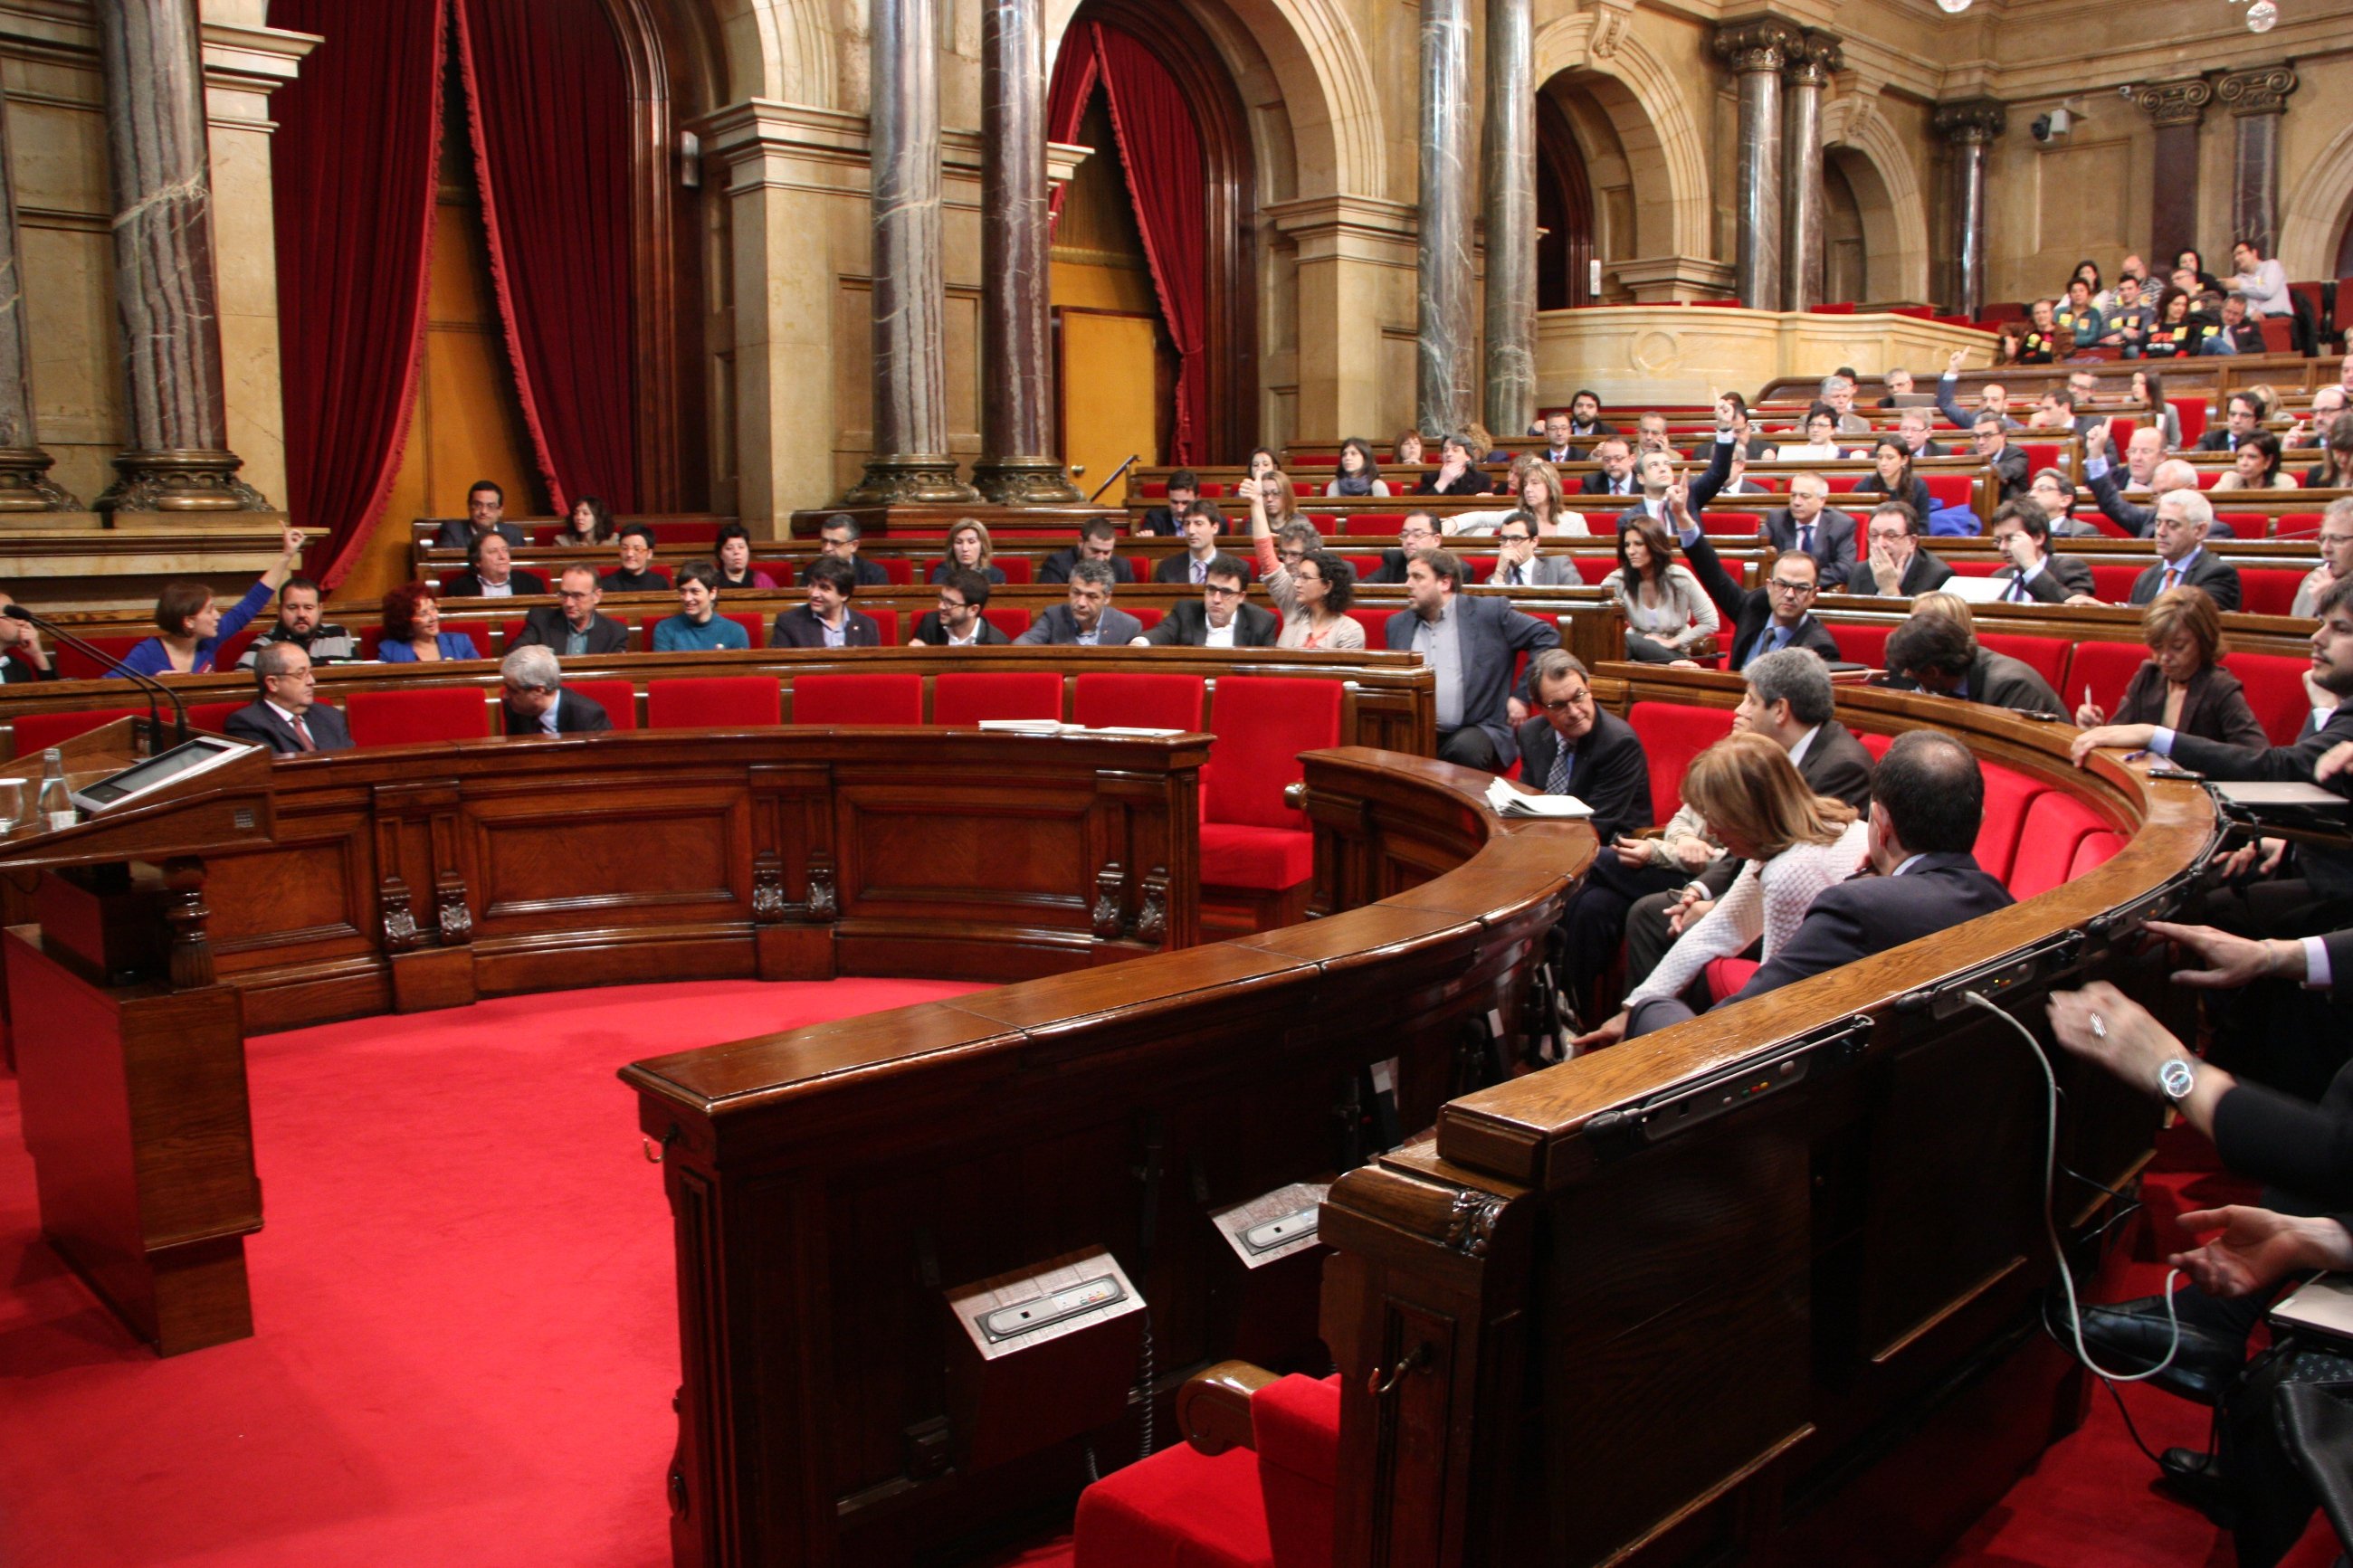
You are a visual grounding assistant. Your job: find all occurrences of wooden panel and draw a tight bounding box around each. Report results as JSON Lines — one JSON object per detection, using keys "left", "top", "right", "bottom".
{"left": 838, "top": 782, "right": 1095, "bottom": 916}
{"left": 468, "top": 784, "right": 751, "bottom": 925}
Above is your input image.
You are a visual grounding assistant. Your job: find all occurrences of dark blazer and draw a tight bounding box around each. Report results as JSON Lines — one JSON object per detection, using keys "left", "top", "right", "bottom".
{"left": 1154, "top": 551, "right": 1251, "bottom": 586}
{"left": 600, "top": 567, "right": 668, "bottom": 594}
{"left": 1799, "top": 721, "right": 1877, "bottom": 811}
{"left": 1143, "top": 599, "right": 1280, "bottom": 647}
{"left": 1992, "top": 553, "right": 2096, "bottom": 603}
{"left": 504, "top": 689, "right": 614, "bottom": 736}
{"left": 2194, "top": 428, "right": 2243, "bottom": 453}
{"left": 1729, "top": 852, "right": 2016, "bottom": 1003}
{"left": 800, "top": 556, "right": 891, "bottom": 588}
{"left": 1855, "top": 477, "right": 1935, "bottom": 527}
{"left": 510, "top": 606, "right": 630, "bottom": 655}
{"left": 1512, "top": 708, "right": 1653, "bottom": 844}
{"left": 222, "top": 699, "right": 354, "bottom": 755}
{"left": 1986, "top": 443, "right": 2030, "bottom": 501}
{"left": 431, "top": 518, "right": 526, "bottom": 551}
{"left": 1850, "top": 548, "right": 1955, "bottom": 597}
{"left": 1384, "top": 595, "right": 1561, "bottom": 766}
{"left": 1038, "top": 547, "right": 1136, "bottom": 585}
{"left": 1014, "top": 603, "right": 1146, "bottom": 646}
{"left": 1910, "top": 439, "right": 1952, "bottom": 458}
{"left": 911, "top": 612, "right": 1010, "bottom": 646}
{"left": 1414, "top": 468, "right": 1495, "bottom": 497}
{"left": 1680, "top": 528, "right": 1842, "bottom": 668}
{"left": 1488, "top": 554, "right": 1584, "bottom": 589}
{"left": 1965, "top": 649, "right": 2069, "bottom": 717}
{"left": 768, "top": 605, "right": 881, "bottom": 648}
{"left": 1577, "top": 470, "right": 1637, "bottom": 498}
{"left": 2168, "top": 698, "right": 2353, "bottom": 784}
{"left": 1363, "top": 547, "right": 1414, "bottom": 585}
{"left": 2207, "top": 941, "right": 2353, "bottom": 1201}
{"left": 1937, "top": 375, "right": 2023, "bottom": 432}
{"left": 2109, "top": 661, "right": 2270, "bottom": 751}
{"left": 2129, "top": 548, "right": 2243, "bottom": 613}
{"left": 442, "top": 568, "right": 548, "bottom": 599}
{"left": 1760, "top": 508, "right": 1859, "bottom": 589}
{"left": 2085, "top": 467, "right": 2159, "bottom": 537}
{"left": 1138, "top": 505, "right": 1183, "bottom": 537}
{"left": 1, "top": 652, "right": 55, "bottom": 683}
{"left": 1538, "top": 443, "right": 1587, "bottom": 465}
{"left": 928, "top": 561, "right": 1005, "bottom": 585}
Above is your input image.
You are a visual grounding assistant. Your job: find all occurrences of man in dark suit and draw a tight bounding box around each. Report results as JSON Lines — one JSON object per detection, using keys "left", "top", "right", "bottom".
{"left": 1412, "top": 434, "right": 1495, "bottom": 497}
{"left": 1850, "top": 501, "right": 1955, "bottom": 597}
{"left": 1574, "top": 436, "right": 1636, "bottom": 497}
{"left": 1015, "top": 560, "right": 1144, "bottom": 646}
{"left": 431, "top": 479, "right": 527, "bottom": 551}
{"left": 1152, "top": 502, "right": 1239, "bottom": 585}
{"left": 1137, "top": 556, "right": 1278, "bottom": 647}
{"left": 1513, "top": 649, "right": 1652, "bottom": 841}
{"left": 1972, "top": 413, "right": 2031, "bottom": 503}
{"left": 1936, "top": 353, "right": 2024, "bottom": 432}
{"left": 1565, "top": 389, "right": 1617, "bottom": 442}
{"left": 222, "top": 643, "right": 353, "bottom": 755}
{"left": 1039, "top": 518, "right": 1138, "bottom": 584}
{"left": 1362, "top": 511, "right": 1443, "bottom": 584}
{"left": 443, "top": 532, "right": 548, "bottom": 599}
{"left": 1675, "top": 518, "right": 1841, "bottom": 670}
{"left": 499, "top": 645, "right": 614, "bottom": 736}
{"left": 1534, "top": 412, "right": 1587, "bottom": 466}
{"left": 769, "top": 556, "right": 881, "bottom": 647}
{"left": 1884, "top": 613, "right": 2069, "bottom": 717}
{"left": 911, "top": 567, "right": 1010, "bottom": 646}
{"left": 2195, "top": 392, "right": 2263, "bottom": 452}
{"left": 2128, "top": 489, "right": 2243, "bottom": 612}
{"left": 1136, "top": 471, "right": 1199, "bottom": 536}
{"left": 1489, "top": 514, "right": 1583, "bottom": 588}
{"left": 1987, "top": 499, "right": 2096, "bottom": 603}
{"left": 512, "top": 565, "right": 630, "bottom": 656}
{"left": 1760, "top": 474, "right": 1857, "bottom": 589}
{"left": 798, "top": 514, "right": 891, "bottom": 588}
{"left": 1624, "top": 729, "right": 2015, "bottom": 1036}
{"left": 1895, "top": 407, "right": 1948, "bottom": 460}
{"left": 1384, "top": 547, "right": 1559, "bottom": 770}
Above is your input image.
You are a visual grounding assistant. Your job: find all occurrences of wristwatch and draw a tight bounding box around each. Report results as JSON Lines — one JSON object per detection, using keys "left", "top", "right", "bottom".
{"left": 2158, "top": 1058, "right": 2196, "bottom": 1103}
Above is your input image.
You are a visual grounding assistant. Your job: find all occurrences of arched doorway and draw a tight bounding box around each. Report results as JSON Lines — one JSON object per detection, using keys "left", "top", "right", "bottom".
{"left": 1535, "top": 92, "right": 1596, "bottom": 309}
{"left": 1824, "top": 157, "right": 1865, "bottom": 306}
{"left": 1535, "top": 68, "right": 1680, "bottom": 299}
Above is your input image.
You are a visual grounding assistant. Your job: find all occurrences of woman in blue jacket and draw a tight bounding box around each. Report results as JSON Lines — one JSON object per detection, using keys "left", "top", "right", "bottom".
{"left": 117, "top": 524, "right": 307, "bottom": 677}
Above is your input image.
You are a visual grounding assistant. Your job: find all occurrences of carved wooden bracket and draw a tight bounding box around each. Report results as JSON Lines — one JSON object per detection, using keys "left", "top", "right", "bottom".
{"left": 751, "top": 852, "right": 787, "bottom": 923}
{"left": 1136, "top": 867, "right": 1170, "bottom": 945}
{"left": 379, "top": 876, "right": 421, "bottom": 954}
{"left": 1444, "top": 1189, "right": 1505, "bottom": 1258}
{"left": 805, "top": 854, "right": 838, "bottom": 922}
{"left": 434, "top": 874, "right": 473, "bottom": 946}
{"left": 161, "top": 856, "right": 215, "bottom": 991}
{"left": 1092, "top": 862, "right": 1129, "bottom": 941}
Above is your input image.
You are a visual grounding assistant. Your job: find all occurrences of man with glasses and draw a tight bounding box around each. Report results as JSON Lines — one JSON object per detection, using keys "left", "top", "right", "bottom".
{"left": 223, "top": 642, "right": 352, "bottom": 754}
{"left": 1988, "top": 499, "right": 2096, "bottom": 604}
{"left": 498, "top": 645, "right": 613, "bottom": 736}
{"left": 1366, "top": 511, "right": 1445, "bottom": 584}
{"left": 1489, "top": 512, "right": 1581, "bottom": 587}
{"left": 2127, "top": 489, "right": 2243, "bottom": 611}
{"left": 2293, "top": 499, "right": 2353, "bottom": 617}
{"left": 1135, "top": 554, "right": 1277, "bottom": 647}
{"left": 912, "top": 567, "right": 1008, "bottom": 645}
{"left": 432, "top": 479, "right": 527, "bottom": 551}
{"left": 1852, "top": 501, "right": 1955, "bottom": 597}
{"left": 1575, "top": 436, "right": 1637, "bottom": 497}
{"left": 1761, "top": 474, "right": 1856, "bottom": 589}
{"left": 2196, "top": 392, "right": 2266, "bottom": 453}
{"left": 512, "top": 565, "right": 628, "bottom": 655}
{"left": 1971, "top": 412, "right": 2030, "bottom": 502}
{"left": 1664, "top": 482, "right": 1840, "bottom": 668}
{"left": 1895, "top": 407, "right": 1948, "bottom": 460}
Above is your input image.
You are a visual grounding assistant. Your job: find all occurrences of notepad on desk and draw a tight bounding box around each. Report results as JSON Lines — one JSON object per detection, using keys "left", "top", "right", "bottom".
{"left": 1483, "top": 777, "right": 1593, "bottom": 819}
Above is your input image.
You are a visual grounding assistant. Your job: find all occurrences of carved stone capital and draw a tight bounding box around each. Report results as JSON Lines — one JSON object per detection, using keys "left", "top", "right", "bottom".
{"left": 1933, "top": 98, "right": 2007, "bottom": 145}
{"left": 1712, "top": 15, "right": 1805, "bottom": 75}
{"left": 2133, "top": 78, "right": 2213, "bottom": 129}
{"left": 842, "top": 454, "right": 980, "bottom": 507}
{"left": 0, "top": 448, "right": 82, "bottom": 511}
{"left": 94, "top": 448, "right": 270, "bottom": 514}
{"left": 1784, "top": 30, "right": 1842, "bottom": 87}
{"left": 2216, "top": 64, "right": 2296, "bottom": 117}
{"left": 969, "top": 455, "right": 1083, "bottom": 505}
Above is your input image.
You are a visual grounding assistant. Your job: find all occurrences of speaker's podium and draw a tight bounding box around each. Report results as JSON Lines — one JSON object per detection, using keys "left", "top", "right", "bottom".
{"left": 2, "top": 717, "right": 276, "bottom": 1355}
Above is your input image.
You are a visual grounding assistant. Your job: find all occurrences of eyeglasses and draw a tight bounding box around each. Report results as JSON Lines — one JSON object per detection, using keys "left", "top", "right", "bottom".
{"left": 1203, "top": 583, "right": 1243, "bottom": 599}
{"left": 936, "top": 594, "right": 968, "bottom": 611}
{"left": 1767, "top": 578, "right": 1816, "bottom": 594}
{"left": 1538, "top": 690, "right": 1591, "bottom": 714}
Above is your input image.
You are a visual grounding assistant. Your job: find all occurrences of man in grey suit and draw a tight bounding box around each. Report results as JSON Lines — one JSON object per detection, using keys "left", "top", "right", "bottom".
{"left": 222, "top": 642, "right": 353, "bottom": 755}
{"left": 432, "top": 479, "right": 528, "bottom": 552}
{"left": 1487, "top": 513, "right": 1582, "bottom": 588}
{"left": 1383, "top": 547, "right": 1560, "bottom": 770}
{"left": 499, "top": 645, "right": 614, "bottom": 736}
{"left": 1849, "top": 501, "right": 1956, "bottom": 597}
{"left": 1136, "top": 556, "right": 1279, "bottom": 646}
{"left": 1884, "top": 613, "right": 2069, "bottom": 717}
{"left": 2127, "top": 489, "right": 2243, "bottom": 612}
{"left": 1015, "top": 560, "right": 1143, "bottom": 646}
{"left": 1987, "top": 499, "right": 2096, "bottom": 603}
{"left": 1760, "top": 474, "right": 1857, "bottom": 589}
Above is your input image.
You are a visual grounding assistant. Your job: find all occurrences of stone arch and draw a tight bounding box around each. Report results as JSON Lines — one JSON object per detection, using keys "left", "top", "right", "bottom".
{"left": 710, "top": 0, "right": 835, "bottom": 109}
{"left": 1819, "top": 94, "right": 1930, "bottom": 302}
{"left": 1529, "top": 12, "right": 1709, "bottom": 260}
{"left": 1045, "top": 0, "right": 1386, "bottom": 199}
{"left": 2280, "top": 117, "right": 2353, "bottom": 282}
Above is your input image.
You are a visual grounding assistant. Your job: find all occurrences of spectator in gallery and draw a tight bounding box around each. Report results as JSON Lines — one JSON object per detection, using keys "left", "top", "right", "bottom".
{"left": 799, "top": 513, "right": 891, "bottom": 588}
{"left": 652, "top": 561, "right": 750, "bottom": 652}
{"left": 2097, "top": 274, "right": 2151, "bottom": 355}
{"left": 376, "top": 583, "right": 480, "bottom": 664}
{"left": 929, "top": 518, "right": 1007, "bottom": 585}
{"left": 237, "top": 575, "right": 358, "bottom": 669}
{"left": 713, "top": 522, "right": 777, "bottom": 590}
{"left": 512, "top": 565, "right": 629, "bottom": 656}
{"left": 1039, "top": 518, "right": 1138, "bottom": 585}
{"left": 2224, "top": 237, "right": 2291, "bottom": 317}
{"left": 556, "top": 494, "right": 615, "bottom": 546}
{"left": 769, "top": 556, "right": 881, "bottom": 648}
{"left": 2004, "top": 298, "right": 2063, "bottom": 364}
{"left": 2071, "top": 586, "right": 2267, "bottom": 751}
{"left": 1326, "top": 436, "right": 1390, "bottom": 498}
{"left": 443, "top": 531, "right": 547, "bottom": 599}
{"left": 118, "top": 524, "right": 308, "bottom": 677}
{"left": 1015, "top": 559, "right": 1144, "bottom": 646}
{"left": 222, "top": 641, "right": 353, "bottom": 755}
{"left": 500, "top": 644, "right": 612, "bottom": 736}
{"left": 600, "top": 524, "right": 667, "bottom": 593}
{"left": 2053, "top": 278, "right": 2105, "bottom": 346}
{"left": 2143, "top": 289, "right": 2196, "bottom": 359}
{"left": 433, "top": 479, "right": 526, "bottom": 550}
{"left": 911, "top": 566, "right": 1009, "bottom": 647}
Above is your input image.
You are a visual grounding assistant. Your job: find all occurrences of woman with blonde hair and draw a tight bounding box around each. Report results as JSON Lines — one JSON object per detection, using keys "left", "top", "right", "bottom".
{"left": 1577, "top": 731, "right": 1866, "bottom": 1048}
{"left": 2072, "top": 585, "right": 2265, "bottom": 747}
{"left": 930, "top": 518, "right": 1006, "bottom": 584}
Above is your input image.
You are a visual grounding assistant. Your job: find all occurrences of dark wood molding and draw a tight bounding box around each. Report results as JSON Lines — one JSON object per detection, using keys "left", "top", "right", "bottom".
{"left": 1535, "top": 90, "right": 1596, "bottom": 310}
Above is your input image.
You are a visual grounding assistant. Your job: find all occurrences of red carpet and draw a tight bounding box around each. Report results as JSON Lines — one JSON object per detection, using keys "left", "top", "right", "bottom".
{"left": 0, "top": 977, "right": 985, "bottom": 1568}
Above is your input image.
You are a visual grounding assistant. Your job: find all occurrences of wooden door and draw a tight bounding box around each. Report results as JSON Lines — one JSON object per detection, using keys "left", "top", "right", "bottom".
{"left": 1056, "top": 309, "right": 1162, "bottom": 499}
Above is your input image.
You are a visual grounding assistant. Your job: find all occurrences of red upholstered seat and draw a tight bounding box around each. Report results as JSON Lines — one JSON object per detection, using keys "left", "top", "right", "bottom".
{"left": 2222, "top": 651, "right": 2320, "bottom": 745}
{"left": 185, "top": 699, "right": 247, "bottom": 735}
{"left": 1203, "top": 678, "right": 1342, "bottom": 895}
{"left": 2071, "top": 831, "right": 2127, "bottom": 877}
{"left": 649, "top": 676, "right": 781, "bottom": 728}
{"left": 986, "top": 607, "right": 1034, "bottom": 641}
{"left": 1858, "top": 730, "right": 1893, "bottom": 759}
{"left": 2260, "top": 318, "right": 2294, "bottom": 355}
{"left": 566, "top": 678, "right": 639, "bottom": 730}
{"left": 501, "top": 617, "right": 530, "bottom": 647}
{"left": 1072, "top": 1443, "right": 1273, "bottom": 1568}
{"left": 1301, "top": 513, "right": 1338, "bottom": 537}
{"left": 932, "top": 671, "right": 1062, "bottom": 726}
{"left": 1625, "top": 701, "right": 1736, "bottom": 823}
{"left": 791, "top": 671, "right": 919, "bottom": 726}
{"left": 2173, "top": 397, "right": 2207, "bottom": 447}
{"left": 1971, "top": 765, "right": 2048, "bottom": 885}
{"left": 1351, "top": 513, "right": 1404, "bottom": 534}
{"left": 13, "top": 707, "right": 138, "bottom": 755}
{"left": 1139, "top": 481, "right": 1169, "bottom": 498}
{"left": 1200, "top": 822, "right": 1316, "bottom": 889}
{"left": 2067, "top": 640, "right": 2149, "bottom": 720}
{"left": 1827, "top": 622, "right": 1891, "bottom": 668}
{"left": 2275, "top": 513, "right": 2323, "bottom": 539}
{"left": 345, "top": 686, "right": 491, "bottom": 747}
{"left": 2089, "top": 563, "right": 2141, "bottom": 603}
{"left": 1074, "top": 673, "right": 1204, "bottom": 731}
{"left": 2018, "top": 442, "right": 2065, "bottom": 475}
{"left": 1824, "top": 474, "right": 1862, "bottom": 493}
{"left": 1130, "top": 606, "right": 1165, "bottom": 632}
{"left": 2194, "top": 468, "right": 2224, "bottom": 490}
{"left": 52, "top": 634, "right": 146, "bottom": 680}
{"left": 2215, "top": 512, "right": 2264, "bottom": 540}
{"left": 2008, "top": 792, "right": 2109, "bottom": 900}
{"left": 1947, "top": 557, "right": 2000, "bottom": 576}
{"left": 2241, "top": 568, "right": 2305, "bottom": 617}
{"left": 997, "top": 556, "right": 1034, "bottom": 584}
{"left": 1703, "top": 510, "right": 1761, "bottom": 535}
{"left": 1344, "top": 607, "right": 1388, "bottom": 646}
{"left": 214, "top": 622, "right": 264, "bottom": 672}
{"left": 1977, "top": 632, "right": 2070, "bottom": 693}
{"left": 877, "top": 556, "right": 913, "bottom": 585}
{"left": 1705, "top": 956, "right": 1761, "bottom": 1003}
{"left": 863, "top": 607, "right": 900, "bottom": 644}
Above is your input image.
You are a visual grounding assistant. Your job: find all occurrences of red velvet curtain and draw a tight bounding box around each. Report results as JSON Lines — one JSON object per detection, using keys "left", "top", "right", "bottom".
{"left": 1047, "top": 22, "right": 1209, "bottom": 464}
{"left": 270, "top": 0, "right": 444, "bottom": 589}
{"left": 452, "top": 0, "right": 637, "bottom": 513}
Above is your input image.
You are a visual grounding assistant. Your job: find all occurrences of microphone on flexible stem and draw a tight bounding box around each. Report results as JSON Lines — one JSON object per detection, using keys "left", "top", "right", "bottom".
{"left": 0, "top": 603, "right": 190, "bottom": 752}
{"left": 1087, "top": 453, "right": 1142, "bottom": 505}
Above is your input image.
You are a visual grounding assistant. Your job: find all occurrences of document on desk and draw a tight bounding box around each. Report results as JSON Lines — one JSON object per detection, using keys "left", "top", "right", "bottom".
{"left": 1484, "top": 777, "right": 1593, "bottom": 818}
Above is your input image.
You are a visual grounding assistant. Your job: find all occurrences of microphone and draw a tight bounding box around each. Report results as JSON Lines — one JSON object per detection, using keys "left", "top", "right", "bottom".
{"left": 1, "top": 603, "right": 190, "bottom": 751}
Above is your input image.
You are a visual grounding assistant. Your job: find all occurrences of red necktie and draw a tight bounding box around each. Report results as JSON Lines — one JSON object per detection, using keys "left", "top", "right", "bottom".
{"left": 291, "top": 714, "right": 315, "bottom": 753}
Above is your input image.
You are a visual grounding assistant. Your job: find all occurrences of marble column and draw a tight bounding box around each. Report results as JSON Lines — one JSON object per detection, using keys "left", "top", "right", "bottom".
{"left": 971, "top": 0, "right": 1079, "bottom": 503}
{"left": 2217, "top": 65, "right": 2297, "bottom": 261}
{"left": 1415, "top": 0, "right": 1474, "bottom": 439}
{"left": 845, "top": 0, "right": 977, "bottom": 504}
{"left": 1780, "top": 31, "right": 1840, "bottom": 312}
{"left": 0, "top": 81, "right": 78, "bottom": 510}
{"left": 1480, "top": 0, "right": 1535, "bottom": 438}
{"left": 2133, "top": 80, "right": 2211, "bottom": 272}
{"left": 1713, "top": 18, "right": 1802, "bottom": 313}
{"left": 1934, "top": 100, "right": 2005, "bottom": 320}
{"left": 90, "top": 0, "right": 265, "bottom": 511}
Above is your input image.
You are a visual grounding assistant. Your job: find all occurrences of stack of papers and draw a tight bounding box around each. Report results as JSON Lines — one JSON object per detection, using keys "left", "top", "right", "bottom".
{"left": 974, "top": 721, "right": 1187, "bottom": 736}
{"left": 1483, "top": 777, "right": 1593, "bottom": 818}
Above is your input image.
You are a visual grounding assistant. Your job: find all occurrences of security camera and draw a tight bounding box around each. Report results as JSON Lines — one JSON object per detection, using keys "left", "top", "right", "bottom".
{"left": 2032, "top": 113, "right": 2053, "bottom": 142}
